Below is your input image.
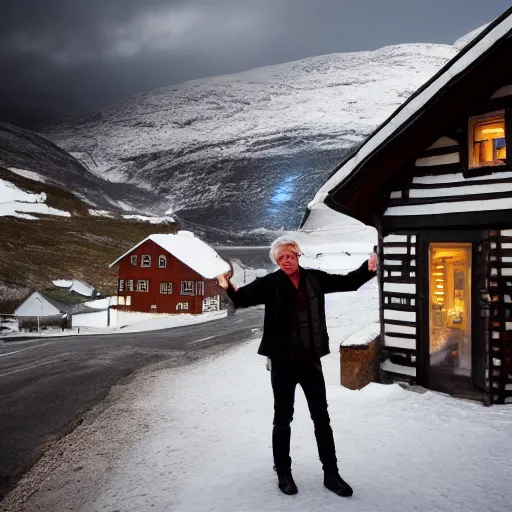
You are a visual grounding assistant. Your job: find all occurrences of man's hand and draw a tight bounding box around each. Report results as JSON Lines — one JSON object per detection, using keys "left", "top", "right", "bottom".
{"left": 368, "top": 252, "right": 378, "bottom": 272}
{"left": 216, "top": 273, "right": 231, "bottom": 290}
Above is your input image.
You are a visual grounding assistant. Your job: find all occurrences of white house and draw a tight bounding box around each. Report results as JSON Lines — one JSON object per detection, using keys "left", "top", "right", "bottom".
{"left": 14, "top": 291, "right": 73, "bottom": 317}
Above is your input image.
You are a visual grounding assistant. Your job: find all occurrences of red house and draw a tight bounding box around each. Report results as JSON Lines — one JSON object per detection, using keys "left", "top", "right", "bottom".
{"left": 109, "top": 231, "right": 230, "bottom": 314}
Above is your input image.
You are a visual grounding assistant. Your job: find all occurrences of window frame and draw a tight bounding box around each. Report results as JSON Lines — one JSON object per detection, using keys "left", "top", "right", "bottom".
{"left": 160, "top": 282, "right": 173, "bottom": 295}
{"left": 127, "top": 279, "right": 134, "bottom": 292}
{"left": 196, "top": 281, "right": 205, "bottom": 296}
{"left": 130, "top": 255, "right": 137, "bottom": 266}
{"left": 136, "top": 279, "right": 149, "bottom": 292}
{"left": 180, "top": 281, "right": 195, "bottom": 296}
{"left": 118, "top": 279, "right": 125, "bottom": 292}
{"left": 158, "top": 255, "right": 167, "bottom": 268}
{"left": 141, "top": 255, "right": 152, "bottom": 268}
{"left": 468, "top": 110, "right": 507, "bottom": 171}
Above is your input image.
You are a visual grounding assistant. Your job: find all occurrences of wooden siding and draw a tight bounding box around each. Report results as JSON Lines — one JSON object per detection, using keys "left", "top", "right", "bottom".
{"left": 488, "top": 229, "right": 512, "bottom": 404}
{"left": 380, "top": 234, "right": 418, "bottom": 380}
{"left": 382, "top": 78, "right": 512, "bottom": 230}
{"left": 115, "top": 239, "right": 223, "bottom": 314}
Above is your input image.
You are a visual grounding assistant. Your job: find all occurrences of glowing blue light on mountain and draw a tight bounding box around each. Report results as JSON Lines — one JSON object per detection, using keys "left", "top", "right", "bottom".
{"left": 270, "top": 176, "right": 295, "bottom": 204}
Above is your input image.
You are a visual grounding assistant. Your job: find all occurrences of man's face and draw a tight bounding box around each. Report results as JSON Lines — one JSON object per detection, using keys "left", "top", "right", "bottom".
{"left": 276, "top": 247, "right": 299, "bottom": 275}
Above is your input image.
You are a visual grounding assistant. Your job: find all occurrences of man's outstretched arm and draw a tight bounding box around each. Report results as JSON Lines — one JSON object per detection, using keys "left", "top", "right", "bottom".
{"left": 310, "top": 253, "right": 378, "bottom": 294}
{"left": 216, "top": 274, "right": 269, "bottom": 309}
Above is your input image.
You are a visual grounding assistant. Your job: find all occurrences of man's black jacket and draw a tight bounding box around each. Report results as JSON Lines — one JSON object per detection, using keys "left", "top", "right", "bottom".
{"left": 226, "top": 260, "right": 375, "bottom": 360}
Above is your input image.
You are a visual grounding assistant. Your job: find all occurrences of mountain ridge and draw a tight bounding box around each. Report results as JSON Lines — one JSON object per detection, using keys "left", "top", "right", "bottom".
{"left": 16, "top": 27, "right": 487, "bottom": 243}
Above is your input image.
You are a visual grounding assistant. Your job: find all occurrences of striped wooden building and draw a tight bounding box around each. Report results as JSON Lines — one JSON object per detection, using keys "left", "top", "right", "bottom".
{"left": 302, "top": 8, "right": 512, "bottom": 404}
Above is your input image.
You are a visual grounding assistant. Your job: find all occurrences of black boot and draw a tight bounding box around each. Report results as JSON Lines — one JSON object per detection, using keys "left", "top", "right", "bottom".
{"left": 324, "top": 471, "right": 353, "bottom": 497}
{"left": 276, "top": 469, "right": 298, "bottom": 495}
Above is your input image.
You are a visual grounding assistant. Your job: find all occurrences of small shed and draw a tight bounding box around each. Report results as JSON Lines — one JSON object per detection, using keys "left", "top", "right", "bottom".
{"left": 302, "top": 8, "right": 512, "bottom": 404}
{"left": 109, "top": 231, "right": 230, "bottom": 314}
{"left": 15, "top": 291, "right": 73, "bottom": 317}
{"left": 14, "top": 291, "right": 74, "bottom": 330}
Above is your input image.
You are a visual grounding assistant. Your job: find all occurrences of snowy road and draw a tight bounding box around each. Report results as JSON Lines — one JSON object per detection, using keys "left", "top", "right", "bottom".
{"left": 0, "top": 308, "right": 263, "bottom": 501}
{"left": 2, "top": 282, "right": 510, "bottom": 512}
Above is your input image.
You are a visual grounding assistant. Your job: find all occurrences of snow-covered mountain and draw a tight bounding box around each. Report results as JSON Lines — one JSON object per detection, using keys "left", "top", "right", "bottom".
{"left": 0, "top": 122, "right": 159, "bottom": 213}
{"left": 33, "top": 29, "right": 481, "bottom": 243}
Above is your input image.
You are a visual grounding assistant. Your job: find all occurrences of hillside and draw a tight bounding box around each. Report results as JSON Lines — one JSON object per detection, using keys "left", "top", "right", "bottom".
{"left": 0, "top": 122, "right": 161, "bottom": 214}
{"left": 31, "top": 41, "right": 467, "bottom": 242}
{"left": 0, "top": 169, "right": 177, "bottom": 313}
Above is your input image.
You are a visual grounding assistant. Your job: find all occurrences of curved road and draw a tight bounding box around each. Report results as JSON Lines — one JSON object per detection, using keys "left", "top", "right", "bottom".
{"left": 0, "top": 308, "right": 263, "bottom": 501}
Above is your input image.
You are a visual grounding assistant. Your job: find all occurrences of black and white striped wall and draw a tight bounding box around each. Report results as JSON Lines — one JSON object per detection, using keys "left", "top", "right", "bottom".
{"left": 381, "top": 234, "right": 417, "bottom": 380}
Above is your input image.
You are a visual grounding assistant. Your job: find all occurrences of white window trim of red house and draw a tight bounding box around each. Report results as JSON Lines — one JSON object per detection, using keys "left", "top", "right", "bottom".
{"left": 141, "top": 255, "right": 151, "bottom": 267}
{"left": 181, "top": 281, "right": 195, "bottom": 295}
{"left": 130, "top": 255, "right": 137, "bottom": 266}
{"left": 160, "top": 282, "right": 173, "bottom": 294}
{"left": 137, "top": 280, "right": 149, "bottom": 292}
{"left": 158, "top": 255, "right": 167, "bottom": 268}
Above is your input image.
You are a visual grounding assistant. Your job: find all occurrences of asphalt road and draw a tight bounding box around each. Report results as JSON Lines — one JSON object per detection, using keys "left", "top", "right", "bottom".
{"left": 0, "top": 307, "right": 263, "bottom": 501}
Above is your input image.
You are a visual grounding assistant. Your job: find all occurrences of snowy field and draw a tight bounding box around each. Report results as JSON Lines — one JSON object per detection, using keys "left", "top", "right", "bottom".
{"left": 6, "top": 278, "right": 511, "bottom": 512}
{"left": 0, "top": 178, "right": 70, "bottom": 219}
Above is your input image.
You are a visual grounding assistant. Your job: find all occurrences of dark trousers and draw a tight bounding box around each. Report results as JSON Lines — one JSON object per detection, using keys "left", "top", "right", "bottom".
{"left": 271, "top": 359, "right": 338, "bottom": 473}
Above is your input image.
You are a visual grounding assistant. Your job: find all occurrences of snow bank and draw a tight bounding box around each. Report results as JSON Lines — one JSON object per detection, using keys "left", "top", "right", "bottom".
{"left": 0, "top": 179, "right": 71, "bottom": 219}
{"left": 8, "top": 167, "right": 46, "bottom": 183}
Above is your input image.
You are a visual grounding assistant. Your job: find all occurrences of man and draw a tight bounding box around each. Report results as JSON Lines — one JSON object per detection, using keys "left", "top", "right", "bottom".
{"left": 216, "top": 238, "right": 377, "bottom": 497}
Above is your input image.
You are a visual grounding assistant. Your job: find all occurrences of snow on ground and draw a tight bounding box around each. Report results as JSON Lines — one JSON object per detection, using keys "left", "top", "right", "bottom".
{"left": 88, "top": 209, "right": 115, "bottom": 217}
{"left": 121, "top": 214, "right": 176, "bottom": 223}
{"left": 0, "top": 178, "right": 71, "bottom": 219}
{"left": 89, "top": 210, "right": 176, "bottom": 223}
{"left": 2, "top": 251, "right": 509, "bottom": 512}
{"left": 7, "top": 167, "right": 46, "bottom": 183}
{"left": 13, "top": 277, "right": 511, "bottom": 512}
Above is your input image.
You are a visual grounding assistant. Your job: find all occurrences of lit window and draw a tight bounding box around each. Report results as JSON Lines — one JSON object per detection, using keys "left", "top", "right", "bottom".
{"left": 130, "top": 255, "right": 137, "bottom": 266}
{"left": 126, "top": 296, "right": 132, "bottom": 306}
{"left": 118, "top": 296, "right": 126, "bottom": 305}
{"left": 160, "top": 282, "right": 173, "bottom": 294}
{"left": 141, "top": 255, "right": 151, "bottom": 267}
{"left": 137, "top": 280, "right": 149, "bottom": 292}
{"left": 118, "top": 279, "right": 125, "bottom": 292}
{"left": 470, "top": 112, "right": 507, "bottom": 168}
{"left": 158, "top": 255, "right": 167, "bottom": 268}
{"left": 196, "top": 281, "right": 205, "bottom": 295}
{"left": 181, "top": 281, "right": 195, "bottom": 295}
{"left": 127, "top": 280, "right": 134, "bottom": 291}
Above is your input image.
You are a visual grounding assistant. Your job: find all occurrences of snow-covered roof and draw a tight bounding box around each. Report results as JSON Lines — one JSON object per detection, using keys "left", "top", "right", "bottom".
{"left": 306, "top": 8, "right": 512, "bottom": 214}
{"left": 52, "top": 279, "right": 96, "bottom": 297}
{"left": 109, "top": 231, "right": 231, "bottom": 279}
{"left": 53, "top": 279, "right": 73, "bottom": 288}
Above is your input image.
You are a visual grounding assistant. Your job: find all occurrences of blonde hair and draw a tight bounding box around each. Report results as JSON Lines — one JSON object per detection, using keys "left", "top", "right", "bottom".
{"left": 269, "top": 238, "right": 302, "bottom": 264}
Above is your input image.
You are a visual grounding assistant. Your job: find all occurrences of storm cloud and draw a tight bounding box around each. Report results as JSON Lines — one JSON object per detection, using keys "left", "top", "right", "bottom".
{"left": 1, "top": 0, "right": 510, "bottom": 123}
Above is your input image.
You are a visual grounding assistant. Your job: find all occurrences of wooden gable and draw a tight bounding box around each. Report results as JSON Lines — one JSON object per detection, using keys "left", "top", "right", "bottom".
{"left": 311, "top": 9, "right": 512, "bottom": 227}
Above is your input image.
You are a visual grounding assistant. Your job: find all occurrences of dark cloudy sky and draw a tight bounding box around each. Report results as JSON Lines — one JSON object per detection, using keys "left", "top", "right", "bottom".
{"left": 1, "top": 0, "right": 510, "bottom": 123}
